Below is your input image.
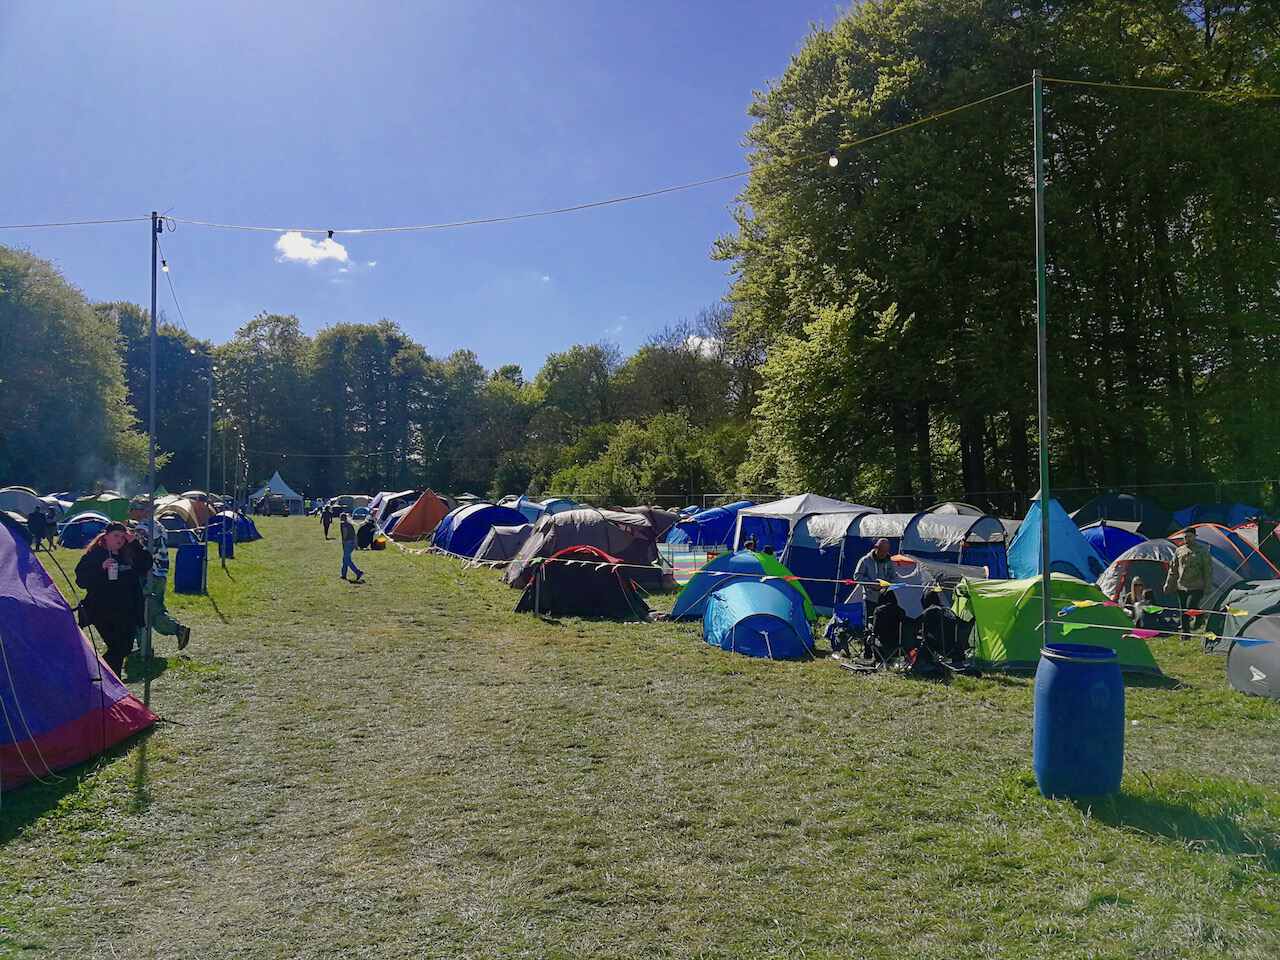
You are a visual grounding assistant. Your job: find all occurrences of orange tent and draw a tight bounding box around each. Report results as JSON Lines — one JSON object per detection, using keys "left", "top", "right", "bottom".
{"left": 388, "top": 491, "right": 449, "bottom": 541}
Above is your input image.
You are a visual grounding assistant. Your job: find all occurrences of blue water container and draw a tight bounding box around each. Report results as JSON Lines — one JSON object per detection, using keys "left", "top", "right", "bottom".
{"left": 173, "top": 543, "right": 206, "bottom": 594}
{"left": 218, "top": 530, "right": 235, "bottom": 559}
{"left": 1033, "top": 643, "right": 1125, "bottom": 798}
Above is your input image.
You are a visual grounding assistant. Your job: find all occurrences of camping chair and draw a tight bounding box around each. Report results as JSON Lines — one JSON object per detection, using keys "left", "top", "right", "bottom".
{"left": 824, "top": 596, "right": 867, "bottom": 657}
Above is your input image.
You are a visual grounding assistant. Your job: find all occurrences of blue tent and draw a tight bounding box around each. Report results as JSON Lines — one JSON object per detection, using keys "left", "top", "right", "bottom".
{"left": 679, "top": 504, "right": 700, "bottom": 516}
{"left": 665, "top": 501, "right": 753, "bottom": 547}
{"left": 206, "top": 511, "right": 262, "bottom": 542}
{"left": 781, "top": 511, "right": 885, "bottom": 611}
{"left": 671, "top": 550, "right": 816, "bottom": 621}
{"left": 58, "top": 512, "right": 110, "bottom": 548}
{"left": 1172, "top": 503, "right": 1264, "bottom": 529}
{"left": 702, "top": 580, "right": 814, "bottom": 660}
{"left": 1008, "top": 496, "right": 1107, "bottom": 581}
{"left": 1081, "top": 523, "right": 1145, "bottom": 566}
{"left": 432, "top": 503, "right": 528, "bottom": 558}
{"left": 901, "top": 512, "right": 1009, "bottom": 578}
{"left": 513, "top": 496, "right": 576, "bottom": 524}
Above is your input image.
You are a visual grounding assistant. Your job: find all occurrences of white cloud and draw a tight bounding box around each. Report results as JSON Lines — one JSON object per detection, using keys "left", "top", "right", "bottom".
{"left": 685, "top": 334, "right": 720, "bottom": 358}
{"left": 541, "top": 274, "right": 551, "bottom": 283}
{"left": 274, "top": 230, "right": 349, "bottom": 265}
{"left": 367, "top": 260, "right": 377, "bottom": 268}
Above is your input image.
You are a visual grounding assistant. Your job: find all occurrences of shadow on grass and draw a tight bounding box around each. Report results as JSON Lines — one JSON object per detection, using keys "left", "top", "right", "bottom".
{"left": 125, "top": 652, "right": 169, "bottom": 683}
{"left": 1075, "top": 784, "right": 1280, "bottom": 871}
{"left": 206, "top": 595, "right": 229, "bottom": 624}
{"left": 0, "top": 727, "right": 155, "bottom": 845}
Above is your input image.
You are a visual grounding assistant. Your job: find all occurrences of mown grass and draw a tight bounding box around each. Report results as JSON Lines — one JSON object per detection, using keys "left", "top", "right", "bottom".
{"left": 2, "top": 518, "right": 1278, "bottom": 958}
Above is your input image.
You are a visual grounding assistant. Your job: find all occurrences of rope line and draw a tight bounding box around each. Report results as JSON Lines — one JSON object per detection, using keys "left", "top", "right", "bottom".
{"left": 1041, "top": 76, "right": 1280, "bottom": 99}
{"left": 0, "top": 215, "right": 151, "bottom": 231}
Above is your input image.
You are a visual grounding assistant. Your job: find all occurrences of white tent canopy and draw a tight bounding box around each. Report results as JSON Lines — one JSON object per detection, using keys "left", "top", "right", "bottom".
{"left": 733, "top": 494, "right": 879, "bottom": 550}
{"left": 250, "top": 471, "right": 304, "bottom": 513}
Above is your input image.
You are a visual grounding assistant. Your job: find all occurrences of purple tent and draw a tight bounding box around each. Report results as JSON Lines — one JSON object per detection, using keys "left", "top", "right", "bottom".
{"left": 0, "top": 522, "right": 154, "bottom": 791}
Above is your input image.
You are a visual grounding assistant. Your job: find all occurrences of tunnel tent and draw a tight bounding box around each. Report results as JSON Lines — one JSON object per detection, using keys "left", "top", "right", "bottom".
{"left": 900, "top": 512, "right": 1009, "bottom": 578}
{"left": 666, "top": 500, "right": 753, "bottom": 548}
{"left": 925, "top": 501, "right": 986, "bottom": 516}
{"left": 66, "top": 493, "right": 130, "bottom": 523}
{"left": 620, "top": 505, "right": 680, "bottom": 540}
{"left": 779, "top": 510, "right": 887, "bottom": 612}
{"left": 1007, "top": 494, "right": 1107, "bottom": 582}
{"left": 0, "top": 520, "right": 156, "bottom": 790}
{"left": 671, "top": 549, "right": 816, "bottom": 622}
{"left": 733, "top": 494, "right": 879, "bottom": 553}
{"left": 952, "top": 574, "right": 1161, "bottom": 674}
{"left": 702, "top": 580, "right": 815, "bottom": 661}
{"left": 1080, "top": 521, "right": 1147, "bottom": 566}
{"left": 515, "top": 545, "right": 651, "bottom": 620}
{"left": 432, "top": 503, "right": 528, "bottom": 558}
{"left": 58, "top": 512, "right": 111, "bottom": 548}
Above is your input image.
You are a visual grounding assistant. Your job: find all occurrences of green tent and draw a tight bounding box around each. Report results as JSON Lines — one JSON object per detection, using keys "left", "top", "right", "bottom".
{"left": 670, "top": 549, "right": 817, "bottom": 622}
{"left": 154, "top": 484, "right": 170, "bottom": 498}
{"left": 953, "top": 574, "right": 1161, "bottom": 674}
{"left": 65, "top": 493, "right": 130, "bottom": 523}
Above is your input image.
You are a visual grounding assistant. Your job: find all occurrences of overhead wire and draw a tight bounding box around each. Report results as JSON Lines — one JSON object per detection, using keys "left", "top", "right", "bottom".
{"left": 155, "top": 235, "right": 190, "bottom": 336}
{"left": 0, "top": 215, "right": 152, "bottom": 231}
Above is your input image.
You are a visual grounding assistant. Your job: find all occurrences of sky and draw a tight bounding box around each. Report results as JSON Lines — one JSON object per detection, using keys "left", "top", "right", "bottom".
{"left": 0, "top": 1, "right": 845, "bottom": 375}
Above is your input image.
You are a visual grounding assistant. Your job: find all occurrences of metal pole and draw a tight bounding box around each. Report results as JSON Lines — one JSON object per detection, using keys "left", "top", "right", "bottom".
{"left": 204, "top": 361, "right": 213, "bottom": 593}
{"left": 145, "top": 212, "right": 159, "bottom": 704}
{"left": 1033, "top": 71, "right": 1053, "bottom": 648}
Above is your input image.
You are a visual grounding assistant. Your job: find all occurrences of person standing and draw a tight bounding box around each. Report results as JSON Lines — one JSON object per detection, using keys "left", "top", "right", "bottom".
{"left": 25, "top": 509, "right": 48, "bottom": 551}
{"left": 134, "top": 527, "right": 191, "bottom": 653}
{"left": 321, "top": 502, "right": 334, "bottom": 540}
{"left": 1164, "top": 527, "right": 1213, "bottom": 636}
{"left": 339, "top": 513, "right": 365, "bottom": 583}
{"left": 853, "top": 538, "right": 896, "bottom": 608}
{"left": 75, "top": 522, "right": 152, "bottom": 678}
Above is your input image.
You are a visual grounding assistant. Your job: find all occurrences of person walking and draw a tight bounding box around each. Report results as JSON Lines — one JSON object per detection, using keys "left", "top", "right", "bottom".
{"left": 134, "top": 527, "right": 191, "bottom": 653}
{"left": 1164, "top": 526, "right": 1213, "bottom": 637}
{"left": 321, "top": 502, "right": 334, "bottom": 540}
{"left": 25, "top": 508, "right": 48, "bottom": 551}
{"left": 75, "top": 522, "right": 151, "bottom": 678}
{"left": 339, "top": 513, "right": 365, "bottom": 583}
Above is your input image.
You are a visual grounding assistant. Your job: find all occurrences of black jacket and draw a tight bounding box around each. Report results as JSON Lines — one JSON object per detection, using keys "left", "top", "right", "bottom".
{"left": 75, "top": 541, "right": 151, "bottom": 629}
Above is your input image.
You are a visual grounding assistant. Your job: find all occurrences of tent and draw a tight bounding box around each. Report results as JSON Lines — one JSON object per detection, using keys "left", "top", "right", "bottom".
{"left": 1231, "top": 519, "right": 1280, "bottom": 570}
{"left": 510, "top": 496, "right": 577, "bottom": 524}
{"left": 1170, "top": 523, "right": 1279, "bottom": 581}
{"left": 58, "top": 512, "right": 111, "bottom": 548}
{"left": 0, "top": 512, "right": 30, "bottom": 543}
{"left": 901, "top": 512, "right": 1009, "bottom": 577}
{"left": 1096, "top": 537, "right": 1243, "bottom": 623}
{"left": 515, "top": 545, "right": 651, "bottom": 620}
{"left": 505, "top": 508, "right": 661, "bottom": 589}
{"left": 1008, "top": 495, "right": 1107, "bottom": 582}
{"left": 387, "top": 491, "right": 450, "bottom": 542}
{"left": 671, "top": 550, "right": 816, "bottom": 621}
{"left": 369, "top": 489, "right": 418, "bottom": 524}
{"left": 0, "top": 520, "right": 155, "bottom": 790}
{"left": 206, "top": 510, "right": 262, "bottom": 542}
{"left": 155, "top": 496, "right": 209, "bottom": 530}
{"left": 1071, "top": 493, "right": 1172, "bottom": 539}
{"left": 733, "top": 494, "right": 880, "bottom": 552}
{"left": 620, "top": 506, "right": 680, "bottom": 540}
{"left": 780, "top": 510, "right": 890, "bottom": 611}
{"left": 470, "top": 524, "right": 533, "bottom": 565}
{"left": 1222, "top": 581, "right": 1280, "bottom": 646}
{"left": 702, "top": 580, "right": 815, "bottom": 660}
{"left": 1172, "top": 503, "right": 1264, "bottom": 530}
{"left": 1080, "top": 522, "right": 1147, "bottom": 566}
{"left": 0, "top": 487, "right": 42, "bottom": 517}
{"left": 665, "top": 500, "right": 753, "bottom": 548}
{"left": 925, "top": 501, "right": 986, "bottom": 516}
{"left": 432, "top": 503, "right": 528, "bottom": 558}
{"left": 953, "top": 574, "right": 1161, "bottom": 674}
{"left": 66, "top": 493, "right": 130, "bottom": 523}
{"left": 249, "top": 472, "right": 304, "bottom": 515}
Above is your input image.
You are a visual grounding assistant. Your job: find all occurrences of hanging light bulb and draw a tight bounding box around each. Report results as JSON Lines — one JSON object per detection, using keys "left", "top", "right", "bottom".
{"left": 161, "top": 259, "right": 170, "bottom": 272}
{"left": 827, "top": 153, "right": 839, "bottom": 168}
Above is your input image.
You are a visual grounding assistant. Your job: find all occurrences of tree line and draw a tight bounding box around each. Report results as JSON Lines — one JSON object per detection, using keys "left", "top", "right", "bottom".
{"left": 2, "top": 1, "right": 1278, "bottom": 512}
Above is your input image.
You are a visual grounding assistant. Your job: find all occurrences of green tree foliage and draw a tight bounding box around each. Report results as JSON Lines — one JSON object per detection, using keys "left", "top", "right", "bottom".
{"left": 721, "top": 0, "right": 1280, "bottom": 507}
{"left": 0, "top": 248, "right": 147, "bottom": 490}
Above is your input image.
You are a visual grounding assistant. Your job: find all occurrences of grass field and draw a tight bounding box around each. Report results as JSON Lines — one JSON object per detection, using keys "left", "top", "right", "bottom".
{"left": 2, "top": 517, "right": 1279, "bottom": 958}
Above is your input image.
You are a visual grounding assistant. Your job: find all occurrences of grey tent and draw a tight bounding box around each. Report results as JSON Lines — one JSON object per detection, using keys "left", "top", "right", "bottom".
{"left": 469, "top": 523, "right": 533, "bottom": 566}
{"left": 504, "top": 508, "right": 661, "bottom": 588}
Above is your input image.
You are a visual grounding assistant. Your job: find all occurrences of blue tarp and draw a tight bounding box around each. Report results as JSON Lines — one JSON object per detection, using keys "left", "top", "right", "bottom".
{"left": 206, "top": 511, "right": 262, "bottom": 542}
{"left": 1081, "top": 524, "right": 1145, "bottom": 566}
{"left": 702, "top": 580, "right": 814, "bottom": 660}
{"left": 1008, "top": 497, "right": 1107, "bottom": 581}
{"left": 666, "top": 501, "right": 753, "bottom": 547}
{"left": 432, "top": 503, "right": 528, "bottom": 558}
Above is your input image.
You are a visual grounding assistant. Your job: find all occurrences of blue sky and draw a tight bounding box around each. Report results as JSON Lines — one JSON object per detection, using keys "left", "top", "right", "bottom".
{"left": 0, "top": 1, "right": 844, "bottom": 374}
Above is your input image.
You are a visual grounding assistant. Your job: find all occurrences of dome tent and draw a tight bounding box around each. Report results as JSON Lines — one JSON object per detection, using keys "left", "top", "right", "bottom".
{"left": 58, "top": 512, "right": 111, "bottom": 548}
{"left": 665, "top": 500, "right": 753, "bottom": 548}
{"left": 671, "top": 549, "right": 816, "bottom": 622}
{"left": 1170, "top": 523, "right": 1278, "bottom": 582}
{"left": 1008, "top": 494, "right": 1107, "bottom": 582}
{"left": 733, "top": 494, "right": 879, "bottom": 553}
{"left": 432, "top": 503, "right": 528, "bottom": 558}
{"left": 702, "top": 580, "right": 815, "bottom": 660}
{"left": 515, "top": 545, "right": 651, "bottom": 620}
{"left": 1080, "top": 522, "right": 1147, "bottom": 566}
{"left": 1071, "top": 493, "right": 1172, "bottom": 539}
{"left": 0, "top": 520, "right": 155, "bottom": 790}
{"left": 387, "top": 491, "right": 450, "bottom": 542}
{"left": 470, "top": 524, "right": 533, "bottom": 565}
{"left": 504, "top": 508, "right": 661, "bottom": 589}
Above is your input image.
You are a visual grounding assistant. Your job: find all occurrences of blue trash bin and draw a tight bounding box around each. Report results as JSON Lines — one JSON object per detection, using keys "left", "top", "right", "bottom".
{"left": 218, "top": 530, "right": 235, "bottom": 559}
{"left": 174, "top": 543, "right": 206, "bottom": 594}
{"left": 1033, "top": 642, "right": 1125, "bottom": 798}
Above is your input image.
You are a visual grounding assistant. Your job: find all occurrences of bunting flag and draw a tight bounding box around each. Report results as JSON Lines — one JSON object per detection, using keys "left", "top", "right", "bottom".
{"left": 1227, "top": 607, "right": 1250, "bottom": 618}
{"left": 1125, "top": 628, "right": 1162, "bottom": 640}
{"left": 1059, "top": 622, "right": 1092, "bottom": 636}
{"left": 1143, "top": 605, "right": 1163, "bottom": 614}
{"left": 1058, "top": 604, "right": 1077, "bottom": 616}
{"left": 878, "top": 579, "right": 892, "bottom": 589}
{"left": 1186, "top": 608, "right": 1206, "bottom": 618}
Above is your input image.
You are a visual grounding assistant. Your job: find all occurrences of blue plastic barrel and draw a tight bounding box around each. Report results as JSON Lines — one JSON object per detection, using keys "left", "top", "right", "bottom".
{"left": 173, "top": 543, "right": 206, "bottom": 594}
{"left": 218, "top": 531, "right": 235, "bottom": 559}
{"left": 1033, "top": 642, "right": 1124, "bottom": 797}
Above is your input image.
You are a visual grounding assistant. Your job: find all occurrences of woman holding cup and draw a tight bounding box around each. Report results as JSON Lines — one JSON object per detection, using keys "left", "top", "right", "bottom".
{"left": 75, "top": 521, "right": 152, "bottom": 678}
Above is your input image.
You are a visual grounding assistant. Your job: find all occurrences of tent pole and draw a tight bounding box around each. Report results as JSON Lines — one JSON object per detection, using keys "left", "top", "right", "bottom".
{"left": 1032, "top": 70, "right": 1053, "bottom": 649}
